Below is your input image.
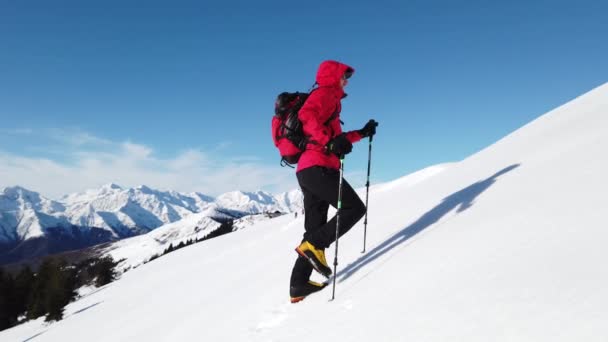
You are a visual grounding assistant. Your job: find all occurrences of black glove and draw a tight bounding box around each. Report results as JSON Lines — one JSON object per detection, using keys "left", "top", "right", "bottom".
{"left": 358, "top": 119, "right": 378, "bottom": 138}
{"left": 326, "top": 134, "right": 353, "bottom": 156}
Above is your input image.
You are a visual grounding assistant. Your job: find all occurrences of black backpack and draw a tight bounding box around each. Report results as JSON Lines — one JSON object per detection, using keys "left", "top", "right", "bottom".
{"left": 271, "top": 92, "right": 310, "bottom": 167}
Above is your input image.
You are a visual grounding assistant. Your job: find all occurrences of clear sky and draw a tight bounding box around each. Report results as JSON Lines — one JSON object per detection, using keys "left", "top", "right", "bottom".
{"left": 1, "top": 0, "right": 606, "bottom": 198}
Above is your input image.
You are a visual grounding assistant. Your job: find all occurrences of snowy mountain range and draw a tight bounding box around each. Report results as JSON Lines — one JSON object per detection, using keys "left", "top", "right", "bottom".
{"left": 2, "top": 82, "right": 607, "bottom": 341}
{"left": 0, "top": 184, "right": 302, "bottom": 265}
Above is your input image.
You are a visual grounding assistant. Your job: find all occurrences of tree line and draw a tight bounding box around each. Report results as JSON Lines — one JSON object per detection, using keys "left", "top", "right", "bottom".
{"left": 1, "top": 220, "right": 236, "bottom": 331}
{"left": 148, "top": 220, "right": 234, "bottom": 263}
{"left": 0, "top": 255, "right": 120, "bottom": 331}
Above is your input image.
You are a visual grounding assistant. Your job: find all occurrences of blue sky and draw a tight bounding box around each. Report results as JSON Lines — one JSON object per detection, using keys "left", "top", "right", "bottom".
{"left": 1, "top": 0, "right": 606, "bottom": 198}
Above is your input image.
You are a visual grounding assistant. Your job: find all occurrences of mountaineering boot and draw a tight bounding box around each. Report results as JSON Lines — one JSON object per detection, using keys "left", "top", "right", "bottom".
{"left": 290, "top": 280, "right": 327, "bottom": 303}
{"left": 295, "top": 241, "right": 332, "bottom": 278}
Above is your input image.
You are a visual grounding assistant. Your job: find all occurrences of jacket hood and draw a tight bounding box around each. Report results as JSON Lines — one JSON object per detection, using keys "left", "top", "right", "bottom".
{"left": 315, "top": 60, "right": 355, "bottom": 87}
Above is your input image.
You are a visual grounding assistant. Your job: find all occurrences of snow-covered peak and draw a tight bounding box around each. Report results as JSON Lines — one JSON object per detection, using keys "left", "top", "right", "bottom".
{"left": 62, "top": 183, "right": 124, "bottom": 204}
{"left": 101, "top": 183, "right": 123, "bottom": 191}
{"left": 2, "top": 185, "right": 32, "bottom": 198}
{"left": 191, "top": 192, "right": 215, "bottom": 203}
{"left": 0, "top": 187, "right": 69, "bottom": 243}
{"left": 273, "top": 189, "right": 304, "bottom": 213}
{"left": 2, "top": 186, "right": 42, "bottom": 205}
{"left": 1, "top": 179, "right": 303, "bottom": 262}
{"left": 217, "top": 190, "right": 275, "bottom": 203}
{"left": 134, "top": 184, "right": 153, "bottom": 193}
{"left": 60, "top": 184, "right": 204, "bottom": 234}
{"left": 1, "top": 186, "right": 65, "bottom": 213}
{"left": 215, "top": 190, "right": 285, "bottom": 213}
{"left": 1, "top": 181, "right": 299, "bottom": 247}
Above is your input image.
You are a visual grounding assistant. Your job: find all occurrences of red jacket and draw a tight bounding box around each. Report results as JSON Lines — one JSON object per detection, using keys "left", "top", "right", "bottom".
{"left": 297, "top": 60, "right": 362, "bottom": 173}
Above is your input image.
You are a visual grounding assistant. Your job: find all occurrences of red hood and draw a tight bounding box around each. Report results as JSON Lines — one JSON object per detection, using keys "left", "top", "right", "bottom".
{"left": 315, "top": 60, "right": 355, "bottom": 87}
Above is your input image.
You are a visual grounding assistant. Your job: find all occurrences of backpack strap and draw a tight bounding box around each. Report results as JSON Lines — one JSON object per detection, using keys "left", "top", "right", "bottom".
{"left": 280, "top": 158, "right": 296, "bottom": 168}
{"left": 300, "top": 98, "right": 338, "bottom": 150}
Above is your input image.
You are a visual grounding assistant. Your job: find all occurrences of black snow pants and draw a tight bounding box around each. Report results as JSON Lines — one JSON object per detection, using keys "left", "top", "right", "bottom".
{"left": 290, "top": 166, "right": 366, "bottom": 286}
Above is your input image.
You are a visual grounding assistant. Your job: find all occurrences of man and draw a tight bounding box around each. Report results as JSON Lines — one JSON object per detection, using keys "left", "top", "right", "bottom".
{"left": 290, "top": 60, "right": 378, "bottom": 303}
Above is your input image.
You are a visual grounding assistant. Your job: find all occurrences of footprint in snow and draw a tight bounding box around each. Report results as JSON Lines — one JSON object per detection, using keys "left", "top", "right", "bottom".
{"left": 254, "top": 303, "right": 289, "bottom": 333}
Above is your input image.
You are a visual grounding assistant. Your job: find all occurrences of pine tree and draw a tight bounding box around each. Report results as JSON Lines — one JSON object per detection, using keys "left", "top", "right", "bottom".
{"left": 94, "top": 256, "right": 118, "bottom": 287}
{"left": 74, "top": 258, "right": 95, "bottom": 288}
{"left": 27, "top": 258, "right": 76, "bottom": 322}
{"left": 45, "top": 267, "right": 65, "bottom": 322}
{"left": 44, "top": 259, "right": 75, "bottom": 322}
{"left": 13, "top": 266, "right": 34, "bottom": 322}
{"left": 0, "top": 267, "right": 16, "bottom": 330}
{"left": 27, "top": 260, "right": 52, "bottom": 320}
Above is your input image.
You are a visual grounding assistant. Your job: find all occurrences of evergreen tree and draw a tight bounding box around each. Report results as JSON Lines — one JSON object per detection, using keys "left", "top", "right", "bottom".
{"left": 27, "top": 258, "right": 76, "bottom": 322}
{"left": 27, "top": 259, "right": 52, "bottom": 320}
{"left": 1, "top": 257, "right": 115, "bottom": 328}
{"left": 44, "top": 259, "right": 75, "bottom": 322}
{"left": 44, "top": 268, "right": 65, "bottom": 322}
{"left": 13, "top": 266, "right": 34, "bottom": 322}
{"left": 94, "top": 256, "right": 118, "bottom": 287}
{"left": 74, "top": 258, "right": 95, "bottom": 288}
{"left": 0, "top": 267, "right": 16, "bottom": 330}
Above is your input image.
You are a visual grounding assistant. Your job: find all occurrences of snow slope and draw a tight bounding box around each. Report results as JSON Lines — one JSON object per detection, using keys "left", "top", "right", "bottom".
{"left": 100, "top": 206, "right": 276, "bottom": 271}
{"left": 2, "top": 83, "right": 608, "bottom": 341}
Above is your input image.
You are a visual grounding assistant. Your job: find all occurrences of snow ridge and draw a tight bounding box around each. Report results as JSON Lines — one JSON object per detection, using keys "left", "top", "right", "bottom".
{"left": 0, "top": 184, "right": 302, "bottom": 244}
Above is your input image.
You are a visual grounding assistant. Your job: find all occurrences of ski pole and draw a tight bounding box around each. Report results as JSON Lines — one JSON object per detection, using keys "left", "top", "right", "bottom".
{"left": 331, "top": 155, "right": 346, "bottom": 301}
{"left": 362, "top": 135, "right": 373, "bottom": 253}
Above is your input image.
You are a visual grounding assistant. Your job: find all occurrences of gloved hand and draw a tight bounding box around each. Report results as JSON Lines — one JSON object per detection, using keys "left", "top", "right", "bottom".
{"left": 358, "top": 119, "right": 378, "bottom": 138}
{"left": 326, "top": 134, "right": 353, "bottom": 156}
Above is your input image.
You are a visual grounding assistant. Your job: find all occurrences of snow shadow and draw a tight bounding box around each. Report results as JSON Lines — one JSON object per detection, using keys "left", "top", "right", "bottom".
{"left": 23, "top": 331, "right": 46, "bottom": 341}
{"left": 71, "top": 301, "right": 103, "bottom": 316}
{"left": 337, "top": 163, "right": 521, "bottom": 282}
